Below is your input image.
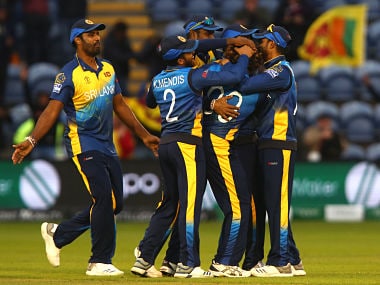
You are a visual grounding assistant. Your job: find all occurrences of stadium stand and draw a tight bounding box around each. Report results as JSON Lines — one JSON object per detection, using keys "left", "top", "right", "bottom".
{"left": 340, "top": 101, "right": 376, "bottom": 144}
{"left": 319, "top": 65, "right": 358, "bottom": 103}
{"left": 355, "top": 59, "right": 380, "bottom": 101}
{"left": 218, "top": 0, "right": 245, "bottom": 22}
{"left": 341, "top": 143, "right": 366, "bottom": 161}
{"left": 292, "top": 60, "right": 322, "bottom": 103}
{"left": 149, "top": 0, "right": 181, "bottom": 22}
{"left": 366, "top": 142, "right": 380, "bottom": 162}
{"left": 305, "top": 101, "right": 340, "bottom": 126}
{"left": 185, "top": 0, "right": 213, "bottom": 17}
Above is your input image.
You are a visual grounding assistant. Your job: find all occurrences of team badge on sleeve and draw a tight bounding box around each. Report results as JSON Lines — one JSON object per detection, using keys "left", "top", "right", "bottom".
{"left": 53, "top": 73, "right": 66, "bottom": 93}
{"left": 202, "top": 69, "right": 209, "bottom": 78}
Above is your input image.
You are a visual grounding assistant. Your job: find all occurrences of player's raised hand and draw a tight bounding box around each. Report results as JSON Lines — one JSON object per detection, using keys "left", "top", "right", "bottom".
{"left": 228, "top": 36, "right": 256, "bottom": 51}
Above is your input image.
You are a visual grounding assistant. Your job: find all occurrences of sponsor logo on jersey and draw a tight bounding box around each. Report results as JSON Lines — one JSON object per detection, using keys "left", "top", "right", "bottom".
{"left": 265, "top": 68, "right": 279, "bottom": 78}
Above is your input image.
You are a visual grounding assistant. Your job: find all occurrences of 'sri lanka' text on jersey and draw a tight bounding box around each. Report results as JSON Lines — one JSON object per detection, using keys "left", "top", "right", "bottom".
{"left": 50, "top": 56, "right": 121, "bottom": 157}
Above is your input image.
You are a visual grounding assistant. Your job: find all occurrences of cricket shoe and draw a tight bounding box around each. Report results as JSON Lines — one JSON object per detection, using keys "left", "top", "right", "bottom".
{"left": 245, "top": 260, "right": 265, "bottom": 271}
{"left": 160, "top": 259, "right": 177, "bottom": 276}
{"left": 291, "top": 260, "right": 306, "bottom": 276}
{"left": 174, "top": 263, "right": 213, "bottom": 278}
{"left": 86, "top": 263, "right": 124, "bottom": 276}
{"left": 41, "top": 222, "right": 60, "bottom": 267}
{"left": 251, "top": 262, "right": 293, "bottom": 277}
{"left": 209, "top": 260, "right": 251, "bottom": 277}
{"left": 131, "top": 257, "right": 162, "bottom": 278}
{"left": 134, "top": 246, "right": 141, "bottom": 258}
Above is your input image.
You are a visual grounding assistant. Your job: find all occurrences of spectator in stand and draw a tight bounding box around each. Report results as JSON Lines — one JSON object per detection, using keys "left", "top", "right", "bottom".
{"left": 273, "top": 0, "right": 316, "bottom": 61}
{"left": 20, "top": 0, "right": 51, "bottom": 64}
{"left": 103, "top": 20, "right": 134, "bottom": 97}
{"left": 362, "top": 74, "right": 380, "bottom": 101}
{"left": 0, "top": 0, "right": 13, "bottom": 149}
{"left": 13, "top": 90, "right": 66, "bottom": 161}
{"left": 233, "top": 0, "right": 272, "bottom": 30}
{"left": 302, "top": 115, "right": 346, "bottom": 162}
{"left": 135, "top": 32, "right": 166, "bottom": 81}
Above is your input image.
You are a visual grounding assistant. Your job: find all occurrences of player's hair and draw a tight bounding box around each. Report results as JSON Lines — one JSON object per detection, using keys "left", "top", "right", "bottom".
{"left": 223, "top": 43, "right": 265, "bottom": 75}
{"left": 249, "top": 46, "right": 265, "bottom": 75}
{"left": 223, "top": 45, "right": 240, "bottom": 64}
{"left": 72, "top": 34, "right": 84, "bottom": 48}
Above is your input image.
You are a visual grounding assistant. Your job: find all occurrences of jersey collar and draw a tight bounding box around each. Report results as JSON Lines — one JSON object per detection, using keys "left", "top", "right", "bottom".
{"left": 75, "top": 54, "right": 103, "bottom": 72}
{"left": 264, "top": 55, "right": 286, "bottom": 68}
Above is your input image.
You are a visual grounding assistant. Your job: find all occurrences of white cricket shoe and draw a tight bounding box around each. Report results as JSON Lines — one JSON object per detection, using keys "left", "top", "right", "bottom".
{"left": 86, "top": 263, "right": 124, "bottom": 276}
{"left": 131, "top": 257, "right": 162, "bottom": 278}
{"left": 174, "top": 263, "right": 213, "bottom": 278}
{"left": 291, "top": 260, "right": 306, "bottom": 276}
{"left": 209, "top": 260, "right": 251, "bottom": 277}
{"left": 160, "top": 259, "right": 177, "bottom": 276}
{"left": 41, "top": 222, "right": 60, "bottom": 267}
{"left": 251, "top": 262, "right": 293, "bottom": 277}
{"left": 134, "top": 246, "right": 141, "bottom": 258}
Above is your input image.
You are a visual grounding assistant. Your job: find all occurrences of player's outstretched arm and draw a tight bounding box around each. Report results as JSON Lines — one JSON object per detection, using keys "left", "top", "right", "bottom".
{"left": 12, "top": 100, "right": 63, "bottom": 164}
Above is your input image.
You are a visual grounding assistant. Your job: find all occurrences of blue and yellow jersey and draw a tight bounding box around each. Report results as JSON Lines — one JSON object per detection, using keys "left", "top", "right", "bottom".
{"left": 193, "top": 38, "right": 227, "bottom": 67}
{"left": 238, "top": 55, "right": 297, "bottom": 150}
{"left": 203, "top": 82, "right": 260, "bottom": 141}
{"left": 146, "top": 55, "right": 250, "bottom": 145}
{"left": 147, "top": 67, "right": 203, "bottom": 143}
{"left": 50, "top": 56, "right": 121, "bottom": 157}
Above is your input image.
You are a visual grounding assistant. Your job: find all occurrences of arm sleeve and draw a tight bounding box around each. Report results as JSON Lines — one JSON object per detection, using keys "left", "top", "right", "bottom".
{"left": 239, "top": 66, "right": 292, "bottom": 93}
{"left": 190, "top": 55, "right": 249, "bottom": 91}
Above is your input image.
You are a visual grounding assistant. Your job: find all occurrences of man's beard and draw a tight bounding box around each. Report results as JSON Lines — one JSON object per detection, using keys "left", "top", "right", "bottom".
{"left": 84, "top": 43, "right": 101, "bottom": 57}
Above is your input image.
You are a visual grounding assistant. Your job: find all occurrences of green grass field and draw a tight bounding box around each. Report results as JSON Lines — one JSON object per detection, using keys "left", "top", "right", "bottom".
{"left": 1, "top": 220, "right": 380, "bottom": 284}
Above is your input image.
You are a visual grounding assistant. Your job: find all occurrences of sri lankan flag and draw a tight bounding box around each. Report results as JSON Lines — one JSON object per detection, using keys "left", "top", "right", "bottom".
{"left": 298, "top": 5, "right": 367, "bottom": 73}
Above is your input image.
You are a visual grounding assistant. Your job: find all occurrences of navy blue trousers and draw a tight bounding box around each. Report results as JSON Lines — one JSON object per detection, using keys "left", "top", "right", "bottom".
{"left": 53, "top": 150, "right": 124, "bottom": 264}
{"left": 203, "top": 132, "right": 251, "bottom": 266}
{"left": 258, "top": 148, "right": 301, "bottom": 266}
{"left": 139, "top": 141, "right": 206, "bottom": 267}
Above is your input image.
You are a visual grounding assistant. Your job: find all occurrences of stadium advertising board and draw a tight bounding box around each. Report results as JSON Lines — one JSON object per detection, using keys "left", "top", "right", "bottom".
{"left": 0, "top": 160, "right": 380, "bottom": 221}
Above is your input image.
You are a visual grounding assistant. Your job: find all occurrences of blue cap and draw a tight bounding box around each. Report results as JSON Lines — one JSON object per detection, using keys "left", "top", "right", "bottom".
{"left": 251, "top": 24, "right": 291, "bottom": 48}
{"left": 158, "top": 35, "right": 199, "bottom": 60}
{"left": 221, "top": 24, "right": 259, "bottom": 39}
{"left": 183, "top": 16, "right": 223, "bottom": 35}
{"left": 70, "top": 19, "right": 106, "bottom": 43}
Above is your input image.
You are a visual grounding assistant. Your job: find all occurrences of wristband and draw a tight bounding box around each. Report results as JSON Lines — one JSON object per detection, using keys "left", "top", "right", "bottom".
{"left": 210, "top": 99, "right": 216, "bottom": 111}
{"left": 25, "top": 136, "right": 37, "bottom": 148}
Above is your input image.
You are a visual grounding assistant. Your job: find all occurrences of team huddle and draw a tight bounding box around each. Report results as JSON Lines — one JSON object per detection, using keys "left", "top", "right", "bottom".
{"left": 12, "top": 16, "right": 305, "bottom": 278}
{"left": 130, "top": 16, "right": 305, "bottom": 278}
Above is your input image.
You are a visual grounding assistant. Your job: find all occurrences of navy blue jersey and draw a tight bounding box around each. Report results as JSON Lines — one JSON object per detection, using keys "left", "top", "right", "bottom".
{"left": 238, "top": 55, "right": 297, "bottom": 149}
{"left": 202, "top": 77, "right": 260, "bottom": 141}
